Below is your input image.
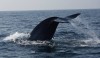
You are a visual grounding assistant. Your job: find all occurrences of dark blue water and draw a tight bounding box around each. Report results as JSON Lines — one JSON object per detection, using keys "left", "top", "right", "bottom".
{"left": 0, "top": 9, "right": 100, "bottom": 58}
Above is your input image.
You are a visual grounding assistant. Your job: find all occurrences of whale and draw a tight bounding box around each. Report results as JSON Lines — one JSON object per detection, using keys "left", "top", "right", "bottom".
{"left": 28, "top": 13, "right": 80, "bottom": 41}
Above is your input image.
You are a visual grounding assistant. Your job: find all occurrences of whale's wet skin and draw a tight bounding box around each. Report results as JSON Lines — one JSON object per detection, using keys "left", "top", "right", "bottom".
{"left": 0, "top": 9, "right": 100, "bottom": 58}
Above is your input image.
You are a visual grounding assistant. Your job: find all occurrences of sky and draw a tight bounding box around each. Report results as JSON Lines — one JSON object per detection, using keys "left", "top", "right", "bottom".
{"left": 0, "top": 0, "right": 100, "bottom": 11}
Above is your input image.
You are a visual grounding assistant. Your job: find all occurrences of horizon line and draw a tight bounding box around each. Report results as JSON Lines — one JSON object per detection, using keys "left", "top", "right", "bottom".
{"left": 0, "top": 8, "right": 100, "bottom": 12}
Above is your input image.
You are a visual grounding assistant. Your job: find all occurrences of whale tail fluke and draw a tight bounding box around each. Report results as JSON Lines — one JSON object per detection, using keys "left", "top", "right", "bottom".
{"left": 54, "top": 13, "right": 80, "bottom": 23}
{"left": 66, "top": 13, "right": 80, "bottom": 19}
{"left": 28, "top": 13, "right": 80, "bottom": 41}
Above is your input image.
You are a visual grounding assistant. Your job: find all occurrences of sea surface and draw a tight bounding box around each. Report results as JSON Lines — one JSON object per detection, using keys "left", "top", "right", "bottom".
{"left": 0, "top": 9, "right": 100, "bottom": 58}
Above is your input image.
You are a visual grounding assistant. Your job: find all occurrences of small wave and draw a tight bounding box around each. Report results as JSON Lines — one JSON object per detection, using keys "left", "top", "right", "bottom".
{"left": 61, "top": 38, "right": 100, "bottom": 47}
{"left": 82, "top": 38, "right": 100, "bottom": 45}
{"left": 82, "top": 39, "right": 100, "bottom": 44}
{"left": 76, "top": 38, "right": 100, "bottom": 47}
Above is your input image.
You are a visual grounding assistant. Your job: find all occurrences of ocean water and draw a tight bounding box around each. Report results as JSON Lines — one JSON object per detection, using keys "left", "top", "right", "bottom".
{"left": 0, "top": 9, "right": 100, "bottom": 58}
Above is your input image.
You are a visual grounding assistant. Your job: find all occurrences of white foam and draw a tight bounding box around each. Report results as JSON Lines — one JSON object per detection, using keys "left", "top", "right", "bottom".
{"left": 3, "top": 32, "right": 53, "bottom": 46}
{"left": 17, "top": 40, "right": 52, "bottom": 46}
{"left": 3, "top": 32, "right": 30, "bottom": 42}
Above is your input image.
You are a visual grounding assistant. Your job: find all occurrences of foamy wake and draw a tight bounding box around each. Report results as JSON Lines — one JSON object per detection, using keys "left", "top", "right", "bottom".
{"left": 3, "top": 32, "right": 53, "bottom": 46}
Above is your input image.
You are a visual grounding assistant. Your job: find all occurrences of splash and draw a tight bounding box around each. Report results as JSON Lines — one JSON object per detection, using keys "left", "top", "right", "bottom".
{"left": 3, "top": 32, "right": 30, "bottom": 42}
{"left": 3, "top": 32, "right": 53, "bottom": 46}
{"left": 69, "top": 17, "right": 100, "bottom": 44}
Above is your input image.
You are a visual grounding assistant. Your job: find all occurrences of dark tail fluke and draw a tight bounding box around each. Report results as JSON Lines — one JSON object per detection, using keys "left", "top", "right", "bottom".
{"left": 28, "top": 13, "right": 80, "bottom": 41}
{"left": 54, "top": 13, "right": 81, "bottom": 23}
{"left": 66, "top": 13, "right": 80, "bottom": 19}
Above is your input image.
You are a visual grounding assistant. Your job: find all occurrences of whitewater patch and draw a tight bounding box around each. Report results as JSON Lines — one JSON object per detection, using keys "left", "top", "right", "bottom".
{"left": 3, "top": 32, "right": 30, "bottom": 42}
{"left": 2, "top": 32, "right": 54, "bottom": 46}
